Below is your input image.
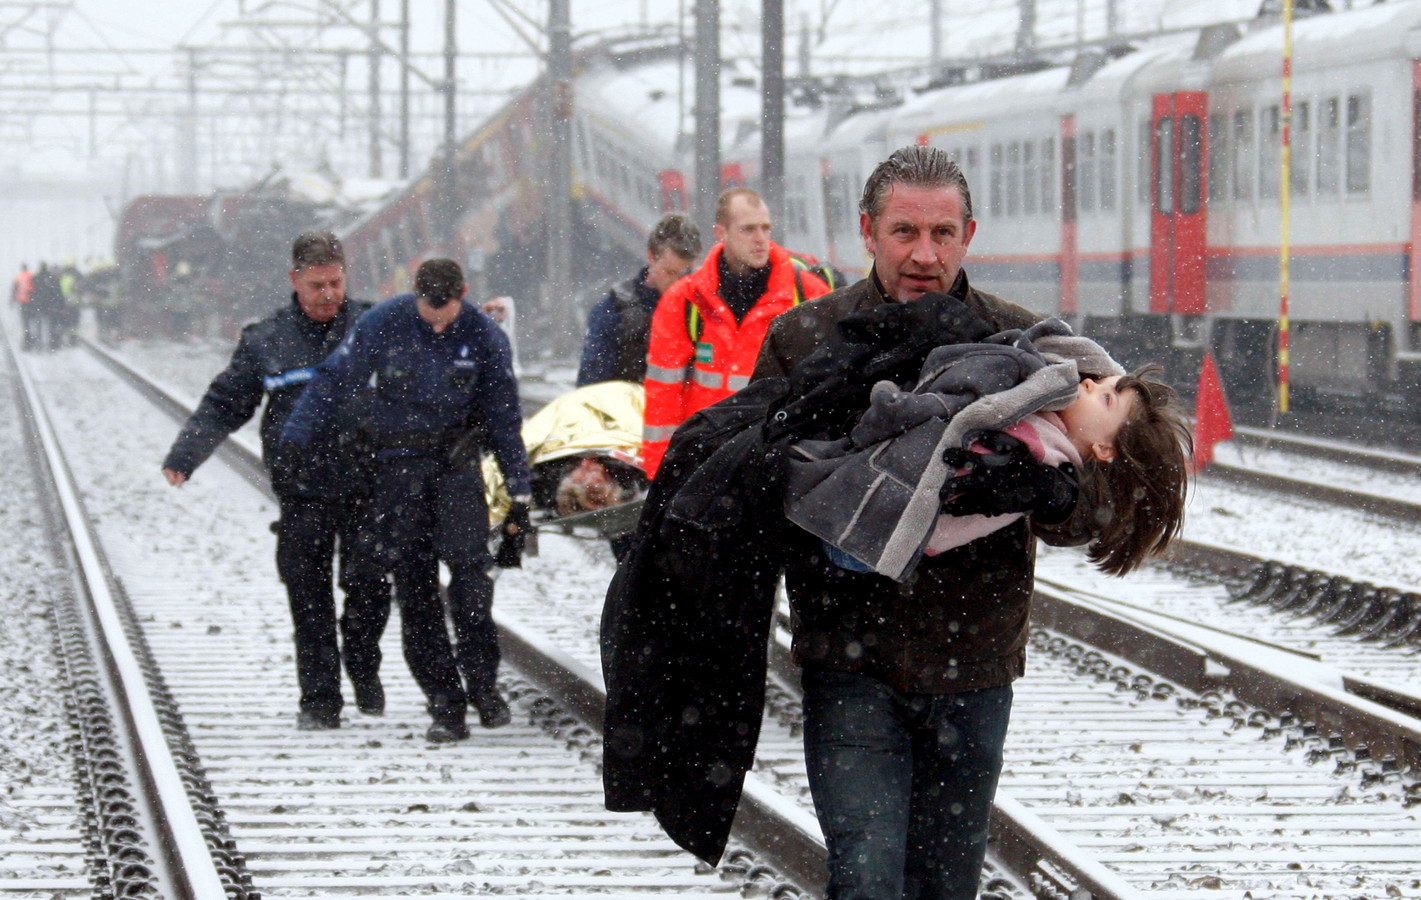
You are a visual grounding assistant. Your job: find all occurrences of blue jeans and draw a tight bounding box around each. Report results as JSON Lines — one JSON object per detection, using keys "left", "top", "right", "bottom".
{"left": 801, "top": 670, "right": 1013, "bottom": 900}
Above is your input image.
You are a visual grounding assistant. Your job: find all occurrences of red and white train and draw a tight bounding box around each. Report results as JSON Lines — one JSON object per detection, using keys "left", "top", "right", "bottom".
{"left": 342, "top": 3, "right": 1421, "bottom": 407}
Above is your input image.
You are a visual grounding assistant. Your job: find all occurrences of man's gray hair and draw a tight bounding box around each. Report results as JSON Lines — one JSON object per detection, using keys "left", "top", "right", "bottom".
{"left": 860, "top": 145, "right": 974, "bottom": 224}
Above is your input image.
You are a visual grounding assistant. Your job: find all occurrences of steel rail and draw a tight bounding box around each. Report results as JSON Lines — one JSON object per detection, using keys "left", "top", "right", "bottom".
{"left": 7, "top": 330, "right": 230, "bottom": 899}
{"left": 1030, "top": 581, "right": 1421, "bottom": 775}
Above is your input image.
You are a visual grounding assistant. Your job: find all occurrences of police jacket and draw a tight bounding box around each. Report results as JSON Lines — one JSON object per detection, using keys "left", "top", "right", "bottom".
{"left": 281, "top": 294, "right": 532, "bottom": 497}
{"left": 577, "top": 269, "right": 658, "bottom": 386}
{"left": 642, "top": 243, "right": 829, "bottom": 478}
{"left": 162, "top": 296, "right": 373, "bottom": 499}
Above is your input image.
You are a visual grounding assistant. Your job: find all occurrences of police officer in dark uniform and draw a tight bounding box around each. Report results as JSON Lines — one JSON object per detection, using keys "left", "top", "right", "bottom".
{"left": 162, "top": 232, "right": 389, "bottom": 731}
{"left": 280, "top": 258, "right": 531, "bottom": 743}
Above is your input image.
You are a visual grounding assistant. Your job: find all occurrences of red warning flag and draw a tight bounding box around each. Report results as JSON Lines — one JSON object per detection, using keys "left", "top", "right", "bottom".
{"left": 1193, "top": 351, "right": 1234, "bottom": 471}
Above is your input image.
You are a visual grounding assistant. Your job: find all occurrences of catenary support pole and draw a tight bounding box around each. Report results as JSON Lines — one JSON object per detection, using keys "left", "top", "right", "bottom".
{"left": 761, "top": 0, "right": 784, "bottom": 230}
{"left": 693, "top": 0, "right": 721, "bottom": 238}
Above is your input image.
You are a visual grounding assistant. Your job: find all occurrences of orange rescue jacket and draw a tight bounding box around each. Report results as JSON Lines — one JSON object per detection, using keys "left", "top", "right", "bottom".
{"left": 642, "top": 242, "right": 829, "bottom": 478}
{"left": 12, "top": 270, "right": 33, "bottom": 305}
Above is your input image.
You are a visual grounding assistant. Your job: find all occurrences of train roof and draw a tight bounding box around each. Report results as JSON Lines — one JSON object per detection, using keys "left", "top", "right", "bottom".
{"left": 1214, "top": 1, "right": 1421, "bottom": 81}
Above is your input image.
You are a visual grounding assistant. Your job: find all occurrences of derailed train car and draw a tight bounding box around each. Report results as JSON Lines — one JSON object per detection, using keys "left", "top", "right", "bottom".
{"left": 114, "top": 176, "right": 361, "bottom": 338}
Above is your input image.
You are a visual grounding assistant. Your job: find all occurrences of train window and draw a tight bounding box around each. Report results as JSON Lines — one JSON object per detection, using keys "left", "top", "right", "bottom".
{"left": 1040, "top": 139, "right": 1054, "bottom": 211}
{"left": 1208, "top": 114, "right": 1229, "bottom": 204}
{"left": 1100, "top": 128, "right": 1117, "bottom": 211}
{"left": 1079, "top": 131, "right": 1097, "bottom": 213}
{"left": 1317, "top": 96, "right": 1341, "bottom": 195}
{"left": 967, "top": 146, "right": 982, "bottom": 204}
{"left": 1137, "top": 119, "right": 1151, "bottom": 206}
{"left": 1292, "top": 101, "right": 1311, "bottom": 196}
{"left": 1346, "top": 92, "right": 1371, "bottom": 195}
{"left": 1023, "top": 141, "right": 1038, "bottom": 214}
{"left": 1179, "top": 115, "right": 1202, "bottom": 216}
{"left": 1007, "top": 141, "right": 1021, "bottom": 217}
{"left": 1232, "top": 108, "right": 1255, "bottom": 202}
{"left": 990, "top": 143, "right": 1003, "bottom": 217}
{"left": 1259, "top": 106, "right": 1281, "bottom": 200}
{"left": 1155, "top": 117, "right": 1174, "bottom": 215}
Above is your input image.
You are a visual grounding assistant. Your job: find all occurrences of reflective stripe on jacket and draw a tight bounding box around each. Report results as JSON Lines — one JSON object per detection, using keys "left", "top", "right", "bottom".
{"left": 642, "top": 242, "right": 828, "bottom": 478}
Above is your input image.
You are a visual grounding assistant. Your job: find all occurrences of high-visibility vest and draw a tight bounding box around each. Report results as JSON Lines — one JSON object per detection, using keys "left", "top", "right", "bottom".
{"left": 642, "top": 242, "right": 830, "bottom": 478}
{"left": 12, "top": 271, "right": 33, "bottom": 305}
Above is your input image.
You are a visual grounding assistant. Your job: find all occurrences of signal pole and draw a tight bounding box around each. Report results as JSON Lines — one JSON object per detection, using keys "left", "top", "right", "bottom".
{"left": 761, "top": 0, "right": 784, "bottom": 229}
{"left": 693, "top": 0, "right": 721, "bottom": 237}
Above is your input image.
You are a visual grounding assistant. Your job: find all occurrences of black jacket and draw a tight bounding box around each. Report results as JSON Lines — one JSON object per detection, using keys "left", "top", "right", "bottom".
{"left": 163, "top": 297, "right": 373, "bottom": 499}
{"left": 600, "top": 289, "right": 1006, "bottom": 866}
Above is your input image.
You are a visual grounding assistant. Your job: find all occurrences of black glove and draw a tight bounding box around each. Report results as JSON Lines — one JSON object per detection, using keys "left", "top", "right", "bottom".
{"left": 495, "top": 500, "right": 532, "bottom": 568}
{"left": 939, "top": 431, "right": 1079, "bottom": 525}
{"left": 269, "top": 441, "right": 304, "bottom": 497}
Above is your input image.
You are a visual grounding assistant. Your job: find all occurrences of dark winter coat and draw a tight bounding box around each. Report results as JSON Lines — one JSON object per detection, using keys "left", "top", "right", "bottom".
{"left": 577, "top": 269, "right": 659, "bottom": 386}
{"left": 600, "top": 288, "right": 1007, "bottom": 866}
{"left": 163, "top": 297, "right": 374, "bottom": 499}
{"left": 280, "top": 294, "right": 532, "bottom": 497}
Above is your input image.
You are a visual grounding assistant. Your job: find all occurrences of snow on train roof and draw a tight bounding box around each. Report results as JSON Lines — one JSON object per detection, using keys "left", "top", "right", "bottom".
{"left": 1214, "top": 1, "right": 1421, "bottom": 79}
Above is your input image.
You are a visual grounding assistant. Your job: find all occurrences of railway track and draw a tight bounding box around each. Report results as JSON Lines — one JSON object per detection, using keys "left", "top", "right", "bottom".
{"left": 3, "top": 335, "right": 824, "bottom": 898}
{"left": 27, "top": 335, "right": 1421, "bottom": 898}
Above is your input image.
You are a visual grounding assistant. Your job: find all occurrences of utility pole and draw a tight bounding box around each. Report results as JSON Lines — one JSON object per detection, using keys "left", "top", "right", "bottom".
{"left": 547, "top": 0, "right": 574, "bottom": 333}
{"left": 761, "top": 0, "right": 784, "bottom": 229}
{"left": 693, "top": 0, "right": 720, "bottom": 238}
{"left": 442, "top": 0, "right": 457, "bottom": 254}
{"left": 399, "top": 0, "right": 410, "bottom": 178}
{"left": 930, "top": 0, "right": 942, "bottom": 73}
{"left": 368, "top": 0, "right": 383, "bottom": 178}
{"left": 180, "top": 48, "right": 198, "bottom": 192}
{"left": 1017, "top": 0, "right": 1037, "bottom": 62}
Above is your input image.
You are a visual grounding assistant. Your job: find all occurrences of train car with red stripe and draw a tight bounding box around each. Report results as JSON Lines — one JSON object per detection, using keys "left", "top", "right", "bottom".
{"left": 715, "top": 2, "right": 1421, "bottom": 410}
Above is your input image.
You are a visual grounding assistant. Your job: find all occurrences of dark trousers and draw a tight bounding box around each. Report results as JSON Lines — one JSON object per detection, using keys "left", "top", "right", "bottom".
{"left": 275, "top": 494, "right": 390, "bottom": 716}
{"left": 801, "top": 669, "right": 1013, "bottom": 900}
{"left": 374, "top": 455, "right": 498, "bottom": 720}
{"left": 18, "top": 303, "right": 39, "bottom": 350}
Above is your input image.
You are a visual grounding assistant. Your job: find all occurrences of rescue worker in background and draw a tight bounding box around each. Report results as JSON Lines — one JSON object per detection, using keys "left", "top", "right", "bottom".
{"left": 161, "top": 232, "right": 389, "bottom": 732}
{"left": 577, "top": 213, "right": 703, "bottom": 387}
{"left": 56, "top": 259, "right": 81, "bottom": 348}
{"left": 30, "top": 262, "right": 64, "bottom": 352}
{"left": 641, "top": 188, "right": 830, "bottom": 478}
{"left": 280, "top": 258, "right": 531, "bottom": 744}
{"left": 10, "top": 263, "right": 36, "bottom": 351}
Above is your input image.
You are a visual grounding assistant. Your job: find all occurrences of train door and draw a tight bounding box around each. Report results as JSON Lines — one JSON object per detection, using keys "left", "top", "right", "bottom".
{"left": 1060, "top": 116, "right": 1078, "bottom": 315}
{"left": 1150, "top": 92, "right": 1209, "bottom": 314}
{"left": 1142, "top": 92, "right": 1210, "bottom": 315}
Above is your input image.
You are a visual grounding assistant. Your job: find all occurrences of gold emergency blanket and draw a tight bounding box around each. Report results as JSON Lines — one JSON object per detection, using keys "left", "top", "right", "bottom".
{"left": 484, "top": 380, "right": 645, "bottom": 523}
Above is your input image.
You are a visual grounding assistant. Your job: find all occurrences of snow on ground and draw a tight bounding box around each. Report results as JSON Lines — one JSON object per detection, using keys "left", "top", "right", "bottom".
{"left": 0, "top": 348, "right": 84, "bottom": 855}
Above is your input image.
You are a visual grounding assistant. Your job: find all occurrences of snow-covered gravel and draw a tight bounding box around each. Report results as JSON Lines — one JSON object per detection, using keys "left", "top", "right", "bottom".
{"left": 0, "top": 347, "right": 87, "bottom": 891}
